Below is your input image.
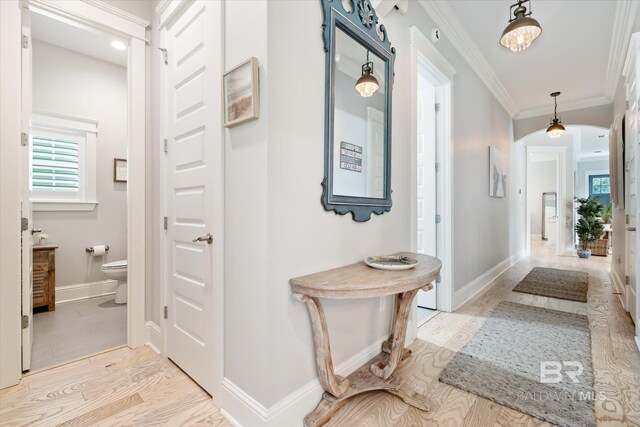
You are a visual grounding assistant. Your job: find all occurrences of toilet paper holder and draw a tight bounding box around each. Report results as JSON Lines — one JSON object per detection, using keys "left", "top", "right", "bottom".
{"left": 86, "top": 246, "right": 110, "bottom": 253}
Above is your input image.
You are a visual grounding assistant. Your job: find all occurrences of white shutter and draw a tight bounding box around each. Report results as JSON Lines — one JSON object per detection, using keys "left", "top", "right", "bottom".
{"left": 31, "top": 136, "right": 79, "bottom": 192}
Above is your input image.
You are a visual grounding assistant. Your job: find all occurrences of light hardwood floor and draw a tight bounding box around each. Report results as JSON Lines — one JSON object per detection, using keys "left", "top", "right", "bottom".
{"left": 2, "top": 241, "right": 638, "bottom": 426}
{"left": 327, "top": 241, "right": 640, "bottom": 426}
{"left": 0, "top": 346, "right": 229, "bottom": 426}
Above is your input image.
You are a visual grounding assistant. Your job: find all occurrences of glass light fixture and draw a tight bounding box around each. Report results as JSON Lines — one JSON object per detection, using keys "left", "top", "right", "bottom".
{"left": 355, "top": 50, "right": 379, "bottom": 97}
{"left": 546, "top": 92, "right": 566, "bottom": 138}
{"left": 499, "top": 0, "right": 542, "bottom": 52}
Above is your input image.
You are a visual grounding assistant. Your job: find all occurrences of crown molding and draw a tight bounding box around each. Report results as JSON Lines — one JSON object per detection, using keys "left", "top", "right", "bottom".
{"left": 418, "top": 0, "right": 519, "bottom": 117}
{"left": 605, "top": 0, "right": 639, "bottom": 99}
{"left": 515, "top": 96, "right": 612, "bottom": 120}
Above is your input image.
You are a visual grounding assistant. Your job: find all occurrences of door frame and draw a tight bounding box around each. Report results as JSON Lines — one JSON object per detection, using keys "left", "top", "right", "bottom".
{"left": 0, "top": 0, "right": 148, "bottom": 389}
{"left": 623, "top": 32, "right": 640, "bottom": 349}
{"left": 408, "top": 27, "right": 455, "bottom": 341}
{"left": 156, "top": 0, "right": 225, "bottom": 402}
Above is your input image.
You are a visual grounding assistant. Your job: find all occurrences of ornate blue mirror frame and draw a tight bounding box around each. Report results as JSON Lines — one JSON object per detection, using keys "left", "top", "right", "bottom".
{"left": 320, "top": 0, "right": 396, "bottom": 222}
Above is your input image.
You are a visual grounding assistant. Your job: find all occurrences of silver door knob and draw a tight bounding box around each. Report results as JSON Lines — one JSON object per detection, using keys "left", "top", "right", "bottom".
{"left": 192, "top": 233, "right": 213, "bottom": 244}
{"left": 627, "top": 227, "right": 636, "bottom": 232}
{"left": 31, "top": 228, "right": 42, "bottom": 234}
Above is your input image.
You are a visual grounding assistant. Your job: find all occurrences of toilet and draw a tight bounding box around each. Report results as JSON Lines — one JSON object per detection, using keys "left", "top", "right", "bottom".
{"left": 101, "top": 260, "right": 127, "bottom": 304}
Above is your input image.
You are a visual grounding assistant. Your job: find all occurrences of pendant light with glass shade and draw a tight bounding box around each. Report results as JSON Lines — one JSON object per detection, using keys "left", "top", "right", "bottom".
{"left": 355, "top": 50, "right": 379, "bottom": 97}
{"left": 499, "top": 0, "right": 542, "bottom": 52}
{"left": 546, "top": 92, "right": 566, "bottom": 138}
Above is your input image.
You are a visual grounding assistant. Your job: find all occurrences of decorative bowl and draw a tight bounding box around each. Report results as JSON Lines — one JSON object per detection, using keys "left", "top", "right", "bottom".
{"left": 364, "top": 255, "right": 419, "bottom": 271}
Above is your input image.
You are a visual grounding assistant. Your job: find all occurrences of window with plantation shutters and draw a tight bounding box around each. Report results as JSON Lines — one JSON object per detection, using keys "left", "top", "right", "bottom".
{"left": 32, "top": 136, "right": 80, "bottom": 192}
{"left": 30, "top": 112, "right": 98, "bottom": 211}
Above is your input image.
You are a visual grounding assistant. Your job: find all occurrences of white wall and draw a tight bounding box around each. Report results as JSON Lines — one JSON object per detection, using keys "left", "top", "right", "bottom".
{"left": 528, "top": 160, "right": 556, "bottom": 235}
{"left": 223, "top": 0, "right": 271, "bottom": 402}
{"left": 102, "top": 0, "right": 153, "bottom": 21}
{"left": 31, "top": 40, "right": 127, "bottom": 287}
{"left": 576, "top": 158, "right": 609, "bottom": 199}
{"left": 148, "top": 0, "right": 519, "bottom": 417}
{"left": 260, "top": 0, "right": 517, "bottom": 408}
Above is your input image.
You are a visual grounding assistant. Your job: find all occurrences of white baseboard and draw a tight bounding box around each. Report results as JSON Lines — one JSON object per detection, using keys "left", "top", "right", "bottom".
{"left": 144, "top": 321, "right": 161, "bottom": 354}
{"left": 220, "top": 335, "right": 388, "bottom": 427}
{"left": 454, "top": 250, "right": 525, "bottom": 310}
{"left": 55, "top": 279, "right": 118, "bottom": 303}
{"left": 610, "top": 270, "right": 627, "bottom": 311}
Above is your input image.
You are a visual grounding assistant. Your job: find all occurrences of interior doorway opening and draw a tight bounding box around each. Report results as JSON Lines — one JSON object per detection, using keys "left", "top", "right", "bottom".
{"left": 23, "top": 8, "right": 131, "bottom": 371}
{"left": 517, "top": 125, "right": 611, "bottom": 258}
{"left": 408, "top": 27, "right": 455, "bottom": 341}
{"left": 415, "top": 63, "right": 441, "bottom": 325}
{"left": 0, "top": 0, "right": 148, "bottom": 387}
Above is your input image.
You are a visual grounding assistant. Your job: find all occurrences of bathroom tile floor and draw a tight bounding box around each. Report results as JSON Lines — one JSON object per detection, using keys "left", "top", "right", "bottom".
{"left": 31, "top": 296, "right": 127, "bottom": 371}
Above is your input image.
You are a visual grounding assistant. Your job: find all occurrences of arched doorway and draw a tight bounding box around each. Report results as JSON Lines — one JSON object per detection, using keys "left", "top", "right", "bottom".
{"left": 513, "top": 125, "right": 610, "bottom": 257}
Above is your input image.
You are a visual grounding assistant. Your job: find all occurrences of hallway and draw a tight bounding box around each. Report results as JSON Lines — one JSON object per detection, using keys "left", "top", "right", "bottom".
{"left": 3, "top": 241, "right": 637, "bottom": 426}
{"left": 325, "top": 240, "right": 639, "bottom": 425}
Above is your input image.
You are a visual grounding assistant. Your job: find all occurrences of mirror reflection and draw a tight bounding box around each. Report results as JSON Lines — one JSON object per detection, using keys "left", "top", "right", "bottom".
{"left": 333, "top": 27, "right": 386, "bottom": 199}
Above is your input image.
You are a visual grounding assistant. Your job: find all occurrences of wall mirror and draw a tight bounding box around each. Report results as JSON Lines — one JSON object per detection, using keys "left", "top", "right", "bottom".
{"left": 321, "top": 0, "right": 396, "bottom": 222}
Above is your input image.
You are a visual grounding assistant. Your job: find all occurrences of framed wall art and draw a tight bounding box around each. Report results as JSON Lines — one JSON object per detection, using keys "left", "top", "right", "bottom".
{"left": 114, "top": 158, "right": 127, "bottom": 183}
{"left": 223, "top": 57, "right": 259, "bottom": 128}
{"left": 489, "top": 145, "right": 507, "bottom": 198}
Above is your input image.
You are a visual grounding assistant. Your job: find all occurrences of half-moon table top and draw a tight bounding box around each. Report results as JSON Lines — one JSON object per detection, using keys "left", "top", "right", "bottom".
{"left": 290, "top": 252, "right": 442, "bottom": 299}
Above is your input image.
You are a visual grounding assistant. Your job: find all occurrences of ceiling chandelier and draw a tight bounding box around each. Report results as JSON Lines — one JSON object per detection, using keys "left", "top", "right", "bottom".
{"left": 355, "top": 50, "right": 379, "bottom": 97}
{"left": 499, "top": 0, "right": 542, "bottom": 52}
{"left": 546, "top": 92, "right": 566, "bottom": 138}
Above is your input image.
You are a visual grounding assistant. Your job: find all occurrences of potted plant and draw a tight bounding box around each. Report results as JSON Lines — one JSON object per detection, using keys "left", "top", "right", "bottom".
{"left": 601, "top": 203, "right": 612, "bottom": 224}
{"left": 575, "top": 197, "right": 604, "bottom": 258}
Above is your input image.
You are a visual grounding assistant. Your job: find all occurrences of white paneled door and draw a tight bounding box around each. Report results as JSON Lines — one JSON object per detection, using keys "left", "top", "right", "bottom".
{"left": 21, "top": 8, "right": 33, "bottom": 372}
{"left": 163, "top": 1, "right": 223, "bottom": 397}
{"left": 416, "top": 70, "right": 437, "bottom": 310}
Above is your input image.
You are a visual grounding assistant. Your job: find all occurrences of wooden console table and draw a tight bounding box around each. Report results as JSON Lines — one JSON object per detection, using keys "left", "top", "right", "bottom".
{"left": 291, "top": 252, "right": 441, "bottom": 426}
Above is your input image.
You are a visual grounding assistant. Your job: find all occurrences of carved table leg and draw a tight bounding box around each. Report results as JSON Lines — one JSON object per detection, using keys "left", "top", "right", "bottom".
{"left": 293, "top": 293, "right": 350, "bottom": 397}
{"left": 370, "top": 288, "right": 420, "bottom": 379}
{"left": 381, "top": 338, "right": 412, "bottom": 360}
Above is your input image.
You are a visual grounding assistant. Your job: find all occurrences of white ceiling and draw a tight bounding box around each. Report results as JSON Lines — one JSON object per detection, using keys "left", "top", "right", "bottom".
{"left": 576, "top": 126, "right": 610, "bottom": 160}
{"left": 31, "top": 11, "right": 127, "bottom": 67}
{"left": 523, "top": 125, "right": 610, "bottom": 161}
{"left": 444, "top": 0, "right": 617, "bottom": 117}
{"left": 420, "top": 0, "right": 640, "bottom": 119}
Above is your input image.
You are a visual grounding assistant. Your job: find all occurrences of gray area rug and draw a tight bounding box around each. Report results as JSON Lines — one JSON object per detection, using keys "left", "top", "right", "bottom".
{"left": 439, "top": 301, "right": 595, "bottom": 427}
{"left": 513, "top": 267, "right": 589, "bottom": 302}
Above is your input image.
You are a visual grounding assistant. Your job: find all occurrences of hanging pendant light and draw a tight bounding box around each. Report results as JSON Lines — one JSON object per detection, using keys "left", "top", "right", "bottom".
{"left": 355, "top": 50, "right": 379, "bottom": 97}
{"left": 499, "top": 0, "right": 542, "bottom": 52}
{"left": 546, "top": 92, "right": 566, "bottom": 138}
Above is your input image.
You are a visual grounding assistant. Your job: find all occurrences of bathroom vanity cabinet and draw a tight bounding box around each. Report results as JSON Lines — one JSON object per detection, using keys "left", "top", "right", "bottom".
{"left": 33, "top": 245, "right": 57, "bottom": 311}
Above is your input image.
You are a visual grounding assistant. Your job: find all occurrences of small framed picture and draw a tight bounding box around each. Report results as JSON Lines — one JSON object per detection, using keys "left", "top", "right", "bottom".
{"left": 223, "top": 57, "right": 259, "bottom": 128}
{"left": 114, "top": 158, "right": 127, "bottom": 182}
